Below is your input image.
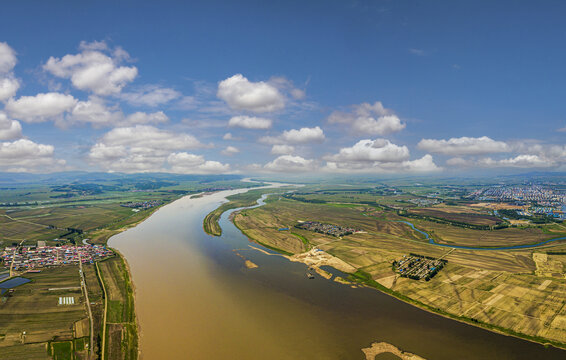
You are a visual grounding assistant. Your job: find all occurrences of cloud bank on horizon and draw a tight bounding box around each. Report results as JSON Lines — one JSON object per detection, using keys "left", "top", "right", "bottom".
{"left": 0, "top": 2, "right": 564, "bottom": 175}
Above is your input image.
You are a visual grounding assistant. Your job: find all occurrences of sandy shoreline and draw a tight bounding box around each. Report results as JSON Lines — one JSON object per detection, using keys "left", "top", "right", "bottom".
{"left": 287, "top": 248, "right": 356, "bottom": 274}
{"left": 362, "top": 341, "right": 426, "bottom": 360}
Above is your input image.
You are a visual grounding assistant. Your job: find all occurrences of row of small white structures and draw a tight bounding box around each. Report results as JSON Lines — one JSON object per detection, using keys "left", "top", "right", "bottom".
{"left": 58, "top": 296, "right": 75, "bottom": 305}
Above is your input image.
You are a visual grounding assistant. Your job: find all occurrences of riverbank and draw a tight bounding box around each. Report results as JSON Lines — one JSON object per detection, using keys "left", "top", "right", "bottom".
{"left": 203, "top": 188, "right": 290, "bottom": 236}
{"left": 347, "top": 269, "right": 566, "bottom": 351}
{"left": 89, "top": 201, "right": 171, "bottom": 245}
{"left": 240, "top": 223, "right": 566, "bottom": 350}
{"left": 94, "top": 251, "right": 138, "bottom": 360}
{"left": 223, "top": 194, "right": 566, "bottom": 352}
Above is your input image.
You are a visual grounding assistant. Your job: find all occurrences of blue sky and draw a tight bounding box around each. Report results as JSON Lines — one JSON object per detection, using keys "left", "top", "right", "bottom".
{"left": 0, "top": 0, "right": 565, "bottom": 174}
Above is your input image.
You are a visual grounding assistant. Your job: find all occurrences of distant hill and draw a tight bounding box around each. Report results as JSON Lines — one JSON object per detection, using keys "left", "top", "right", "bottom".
{"left": 0, "top": 171, "right": 243, "bottom": 186}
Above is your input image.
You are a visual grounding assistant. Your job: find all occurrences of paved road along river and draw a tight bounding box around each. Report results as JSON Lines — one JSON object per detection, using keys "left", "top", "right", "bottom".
{"left": 109, "top": 186, "right": 566, "bottom": 359}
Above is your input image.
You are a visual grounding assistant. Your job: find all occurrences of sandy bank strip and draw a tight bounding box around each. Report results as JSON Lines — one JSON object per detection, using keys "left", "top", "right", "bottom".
{"left": 244, "top": 260, "right": 258, "bottom": 269}
{"left": 189, "top": 191, "right": 217, "bottom": 199}
{"left": 362, "top": 341, "right": 426, "bottom": 360}
{"left": 248, "top": 245, "right": 285, "bottom": 257}
{"left": 287, "top": 248, "right": 356, "bottom": 274}
{"left": 249, "top": 245, "right": 355, "bottom": 280}
{"left": 233, "top": 250, "right": 259, "bottom": 269}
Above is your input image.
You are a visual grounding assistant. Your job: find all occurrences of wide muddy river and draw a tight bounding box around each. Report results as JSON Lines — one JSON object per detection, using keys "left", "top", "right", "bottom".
{"left": 109, "top": 186, "right": 566, "bottom": 359}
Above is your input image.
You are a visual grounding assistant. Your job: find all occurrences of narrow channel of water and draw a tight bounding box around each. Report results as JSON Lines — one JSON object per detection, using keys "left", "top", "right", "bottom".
{"left": 397, "top": 220, "right": 566, "bottom": 250}
{"left": 109, "top": 187, "right": 566, "bottom": 359}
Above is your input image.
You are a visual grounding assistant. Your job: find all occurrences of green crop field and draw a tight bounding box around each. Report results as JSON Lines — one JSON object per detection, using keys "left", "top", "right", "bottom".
{"left": 97, "top": 256, "right": 137, "bottom": 360}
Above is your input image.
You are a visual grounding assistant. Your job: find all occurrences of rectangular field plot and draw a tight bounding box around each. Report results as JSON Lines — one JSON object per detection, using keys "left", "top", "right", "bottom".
{"left": 0, "top": 266, "right": 86, "bottom": 348}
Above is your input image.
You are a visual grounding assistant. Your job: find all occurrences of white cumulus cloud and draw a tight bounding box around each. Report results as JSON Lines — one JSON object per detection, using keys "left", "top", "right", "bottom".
{"left": 0, "top": 42, "right": 17, "bottom": 73}
{"left": 260, "top": 126, "right": 325, "bottom": 145}
{"left": 0, "top": 77, "right": 20, "bottom": 102}
{"left": 221, "top": 146, "right": 240, "bottom": 156}
{"left": 6, "top": 93, "right": 77, "bottom": 123}
{"left": 0, "top": 139, "right": 65, "bottom": 172}
{"left": 228, "top": 115, "right": 272, "bottom": 129}
{"left": 264, "top": 155, "right": 316, "bottom": 172}
{"left": 43, "top": 41, "right": 138, "bottom": 96}
{"left": 327, "top": 101, "right": 406, "bottom": 135}
{"left": 0, "top": 42, "right": 20, "bottom": 101}
{"left": 97, "top": 125, "right": 202, "bottom": 150}
{"left": 325, "top": 139, "right": 409, "bottom": 163}
{"left": 478, "top": 155, "right": 554, "bottom": 168}
{"left": 67, "top": 97, "right": 122, "bottom": 127}
{"left": 418, "top": 136, "right": 509, "bottom": 156}
{"left": 217, "top": 74, "right": 284, "bottom": 113}
{"left": 30, "top": 96, "right": 170, "bottom": 128}
{"left": 323, "top": 138, "right": 439, "bottom": 173}
{"left": 0, "top": 113, "right": 22, "bottom": 140}
{"left": 167, "top": 152, "right": 230, "bottom": 174}
{"left": 271, "top": 144, "right": 295, "bottom": 155}
{"left": 89, "top": 125, "right": 206, "bottom": 172}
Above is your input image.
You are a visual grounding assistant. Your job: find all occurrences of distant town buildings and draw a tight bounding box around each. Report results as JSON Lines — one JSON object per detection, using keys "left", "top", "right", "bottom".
{"left": 408, "top": 198, "right": 442, "bottom": 207}
{"left": 469, "top": 185, "right": 566, "bottom": 220}
{"left": 120, "top": 200, "right": 161, "bottom": 210}
{"left": 394, "top": 254, "right": 446, "bottom": 281}
{"left": 295, "top": 221, "right": 360, "bottom": 237}
{"left": 1, "top": 245, "right": 113, "bottom": 271}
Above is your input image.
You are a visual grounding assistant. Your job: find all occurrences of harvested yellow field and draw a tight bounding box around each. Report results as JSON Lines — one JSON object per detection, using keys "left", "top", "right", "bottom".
{"left": 534, "top": 253, "right": 565, "bottom": 278}
{"left": 73, "top": 318, "right": 89, "bottom": 338}
{"left": 234, "top": 196, "right": 566, "bottom": 347}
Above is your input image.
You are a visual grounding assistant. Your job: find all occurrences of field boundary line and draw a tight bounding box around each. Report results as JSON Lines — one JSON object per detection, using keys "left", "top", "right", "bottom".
{"left": 96, "top": 261, "right": 108, "bottom": 360}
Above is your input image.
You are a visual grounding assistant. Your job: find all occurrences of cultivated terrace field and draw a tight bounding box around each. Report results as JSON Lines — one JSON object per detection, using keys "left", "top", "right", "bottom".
{"left": 225, "top": 184, "right": 566, "bottom": 349}
{"left": 0, "top": 173, "right": 258, "bottom": 359}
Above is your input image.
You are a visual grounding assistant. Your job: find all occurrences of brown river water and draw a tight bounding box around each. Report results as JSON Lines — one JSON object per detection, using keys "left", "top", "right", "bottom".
{"left": 109, "top": 186, "right": 566, "bottom": 359}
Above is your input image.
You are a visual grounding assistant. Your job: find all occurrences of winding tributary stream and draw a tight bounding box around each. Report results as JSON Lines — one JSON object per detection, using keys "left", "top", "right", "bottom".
{"left": 109, "top": 185, "right": 566, "bottom": 359}
{"left": 397, "top": 220, "right": 566, "bottom": 250}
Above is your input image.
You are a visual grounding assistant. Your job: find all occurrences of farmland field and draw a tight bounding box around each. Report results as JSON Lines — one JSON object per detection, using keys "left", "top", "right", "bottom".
{"left": 0, "top": 266, "right": 89, "bottom": 359}
{"left": 408, "top": 207, "right": 502, "bottom": 226}
{"left": 97, "top": 256, "right": 137, "bottom": 360}
{"left": 229, "top": 193, "right": 566, "bottom": 348}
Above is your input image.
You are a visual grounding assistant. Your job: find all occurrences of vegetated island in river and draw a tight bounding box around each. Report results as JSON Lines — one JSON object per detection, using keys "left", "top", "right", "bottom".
{"left": 203, "top": 188, "right": 566, "bottom": 351}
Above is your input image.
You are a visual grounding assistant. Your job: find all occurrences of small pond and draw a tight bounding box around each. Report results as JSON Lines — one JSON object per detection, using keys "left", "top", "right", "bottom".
{"left": 0, "top": 277, "right": 31, "bottom": 295}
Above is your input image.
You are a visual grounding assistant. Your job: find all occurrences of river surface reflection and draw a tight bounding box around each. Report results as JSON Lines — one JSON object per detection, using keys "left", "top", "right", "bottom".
{"left": 109, "top": 187, "right": 566, "bottom": 359}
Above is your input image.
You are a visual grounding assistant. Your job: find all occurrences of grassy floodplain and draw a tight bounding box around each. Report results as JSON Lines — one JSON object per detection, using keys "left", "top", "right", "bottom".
{"left": 96, "top": 256, "right": 137, "bottom": 360}
{"left": 203, "top": 187, "right": 288, "bottom": 236}
{"left": 205, "top": 184, "right": 566, "bottom": 349}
